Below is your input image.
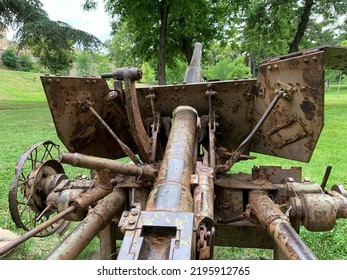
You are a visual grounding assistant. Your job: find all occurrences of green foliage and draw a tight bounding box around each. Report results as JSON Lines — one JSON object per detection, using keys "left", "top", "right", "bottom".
{"left": 86, "top": 0, "right": 236, "bottom": 84}
{"left": 205, "top": 56, "right": 250, "bottom": 81}
{"left": 105, "top": 22, "right": 141, "bottom": 68}
{"left": 325, "top": 70, "right": 341, "bottom": 83}
{"left": 93, "top": 53, "right": 112, "bottom": 75}
{"left": 205, "top": 57, "right": 233, "bottom": 80}
{"left": 75, "top": 51, "right": 113, "bottom": 77}
{"left": 1, "top": 47, "right": 18, "bottom": 68}
{"left": 17, "top": 53, "right": 33, "bottom": 71}
{"left": 1, "top": 48, "right": 34, "bottom": 72}
{"left": 1, "top": 0, "right": 102, "bottom": 73}
{"left": 76, "top": 51, "right": 93, "bottom": 76}
{"left": 242, "top": 0, "right": 347, "bottom": 65}
{"left": 141, "top": 62, "right": 156, "bottom": 85}
{"left": 166, "top": 57, "right": 187, "bottom": 84}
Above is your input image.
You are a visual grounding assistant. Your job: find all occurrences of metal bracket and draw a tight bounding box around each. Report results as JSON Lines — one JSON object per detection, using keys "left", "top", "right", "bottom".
{"left": 274, "top": 81, "right": 297, "bottom": 101}
{"left": 117, "top": 211, "right": 194, "bottom": 260}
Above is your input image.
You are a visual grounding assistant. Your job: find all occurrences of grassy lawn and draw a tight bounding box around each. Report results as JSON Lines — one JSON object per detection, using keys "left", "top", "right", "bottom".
{"left": 0, "top": 69, "right": 346, "bottom": 260}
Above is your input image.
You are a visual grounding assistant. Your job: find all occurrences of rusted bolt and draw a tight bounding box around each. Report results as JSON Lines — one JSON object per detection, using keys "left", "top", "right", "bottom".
{"left": 128, "top": 218, "right": 136, "bottom": 225}
{"left": 287, "top": 177, "right": 294, "bottom": 182}
{"left": 123, "top": 211, "right": 129, "bottom": 217}
{"left": 108, "top": 91, "right": 118, "bottom": 99}
{"left": 267, "top": 66, "right": 272, "bottom": 71}
{"left": 47, "top": 78, "right": 52, "bottom": 83}
{"left": 80, "top": 104, "right": 88, "bottom": 112}
{"left": 312, "top": 56, "right": 318, "bottom": 62}
{"left": 55, "top": 79, "right": 60, "bottom": 83}
{"left": 304, "top": 58, "right": 309, "bottom": 64}
{"left": 235, "top": 82, "right": 239, "bottom": 86}
{"left": 131, "top": 209, "right": 139, "bottom": 216}
{"left": 301, "top": 86, "right": 306, "bottom": 91}
{"left": 273, "top": 64, "right": 279, "bottom": 70}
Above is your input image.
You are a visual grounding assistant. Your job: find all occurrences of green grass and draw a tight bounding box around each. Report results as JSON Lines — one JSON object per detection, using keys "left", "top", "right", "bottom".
{"left": 0, "top": 69, "right": 347, "bottom": 260}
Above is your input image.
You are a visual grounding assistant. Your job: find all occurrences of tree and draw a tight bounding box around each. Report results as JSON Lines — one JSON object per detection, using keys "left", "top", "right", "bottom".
{"left": 76, "top": 51, "right": 93, "bottom": 76}
{"left": 84, "top": 0, "right": 236, "bottom": 85}
{"left": 242, "top": 0, "right": 347, "bottom": 66}
{"left": 0, "top": 0, "right": 101, "bottom": 73}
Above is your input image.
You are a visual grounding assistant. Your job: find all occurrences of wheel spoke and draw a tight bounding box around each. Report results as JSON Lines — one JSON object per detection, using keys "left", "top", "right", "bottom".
{"left": 8, "top": 141, "right": 65, "bottom": 237}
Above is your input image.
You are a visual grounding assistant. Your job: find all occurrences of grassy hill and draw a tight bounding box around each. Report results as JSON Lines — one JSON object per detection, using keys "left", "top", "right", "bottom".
{"left": 0, "top": 69, "right": 48, "bottom": 110}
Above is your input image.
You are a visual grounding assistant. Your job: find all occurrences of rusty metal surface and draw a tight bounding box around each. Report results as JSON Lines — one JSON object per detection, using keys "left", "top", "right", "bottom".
{"left": 146, "top": 106, "right": 197, "bottom": 212}
{"left": 8, "top": 141, "right": 66, "bottom": 236}
{"left": 41, "top": 76, "right": 137, "bottom": 159}
{"left": 252, "top": 166, "right": 302, "bottom": 184}
{"left": 193, "top": 162, "right": 214, "bottom": 228}
{"left": 252, "top": 51, "right": 324, "bottom": 162}
{"left": 264, "top": 46, "right": 347, "bottom": 71}
{"left": 46, "top": 188, "right": 126, "bottom": 260}
{"left": 214, "top": 223, "right": 273, "bottom": 249}
{"left": 137, "top": 80, "right": 256, "bottom": 155}
{"left": 249, "top": 190, "right": 317, "bottom": 260}
{"left": 123, "top": 71, "right": 151, "bottom": 162}
{"left": 290, "top": 192, "right": 347, "bottom": 231}
{"left": 117, "top": 211, "right": 194, "bottom": 260}
{"left": 59, "top": 152, "right": 156, "bottom": 181}
{"left": 72, "top": 169, "right": 112, "bottom": 212}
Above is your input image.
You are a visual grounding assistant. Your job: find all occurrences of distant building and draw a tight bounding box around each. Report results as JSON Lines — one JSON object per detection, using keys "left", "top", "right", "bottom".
{"left": 0, "top": 27, "right": 8, "bottom": 52}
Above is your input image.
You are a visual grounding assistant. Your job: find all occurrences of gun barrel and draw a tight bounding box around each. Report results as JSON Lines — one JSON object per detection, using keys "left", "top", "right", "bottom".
{"left": 184, "top": 42, "right": 203, "bottom": 84}
{"left": 146, "top": 106, "right": 198, "bottom": 212}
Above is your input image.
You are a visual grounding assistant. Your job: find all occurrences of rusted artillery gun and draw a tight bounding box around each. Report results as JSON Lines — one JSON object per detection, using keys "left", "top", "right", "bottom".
{"left": 1, "top": 44, "right": 347, "bottom": 260}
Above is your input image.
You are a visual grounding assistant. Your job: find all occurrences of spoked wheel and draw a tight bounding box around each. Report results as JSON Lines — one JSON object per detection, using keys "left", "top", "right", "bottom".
{"left": 9, "top": 141, "right": 69, "bottom": 237}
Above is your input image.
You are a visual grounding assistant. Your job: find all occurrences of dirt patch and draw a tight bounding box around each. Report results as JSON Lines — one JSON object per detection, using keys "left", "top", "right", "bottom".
{"left": 0, "top": 228, "right": 19, "bottom": 258}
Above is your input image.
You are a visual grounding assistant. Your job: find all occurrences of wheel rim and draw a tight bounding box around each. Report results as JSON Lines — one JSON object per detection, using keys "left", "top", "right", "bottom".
{"left": 8, "top": 141, "right": 68, "bottom": 237}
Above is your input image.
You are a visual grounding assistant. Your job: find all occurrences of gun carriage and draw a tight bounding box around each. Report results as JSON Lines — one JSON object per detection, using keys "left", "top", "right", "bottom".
{"left": 1, "top": 44, "right": 347, "bottom": 260}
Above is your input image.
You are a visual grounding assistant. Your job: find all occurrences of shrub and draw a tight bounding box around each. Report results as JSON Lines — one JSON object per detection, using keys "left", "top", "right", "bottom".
{"left": 18, "top": 54, "right": 34, "bottom": 72}
{"left": 1, "top": 48, "right": 17, "bottom": 68}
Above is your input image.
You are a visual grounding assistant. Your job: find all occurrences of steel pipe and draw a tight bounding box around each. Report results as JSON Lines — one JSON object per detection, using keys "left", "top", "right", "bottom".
{"left": 249, "top": 190, "right": 317, "bottom": 260}
{"left": 146, "top": 106, "right": 198, "bottom": 212}
{"left": 0, "top": 206, "right": 75, "bottom": 257}
{"left": 46, "top": 187, "right": 127, "bottom": 260}
{"left": 59, "top": 152, "right": 156, "bottom": 181}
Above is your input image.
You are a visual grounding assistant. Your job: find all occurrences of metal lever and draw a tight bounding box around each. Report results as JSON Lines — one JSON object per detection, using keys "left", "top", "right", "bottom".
{"left": 321, "top": 165, "right": 332, "bottom": 192}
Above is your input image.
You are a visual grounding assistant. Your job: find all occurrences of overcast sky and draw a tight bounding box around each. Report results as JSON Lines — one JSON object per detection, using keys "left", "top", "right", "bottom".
{"left": 8, "top": 0, "right": 112, "bottom": 42}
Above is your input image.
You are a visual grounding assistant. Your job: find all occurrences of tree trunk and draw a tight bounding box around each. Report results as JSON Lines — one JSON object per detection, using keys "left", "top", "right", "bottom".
{"left": 288, "top": 0, "right": 314, "bottom": 53}
{"left": 158, "top": 1, "right": 169, "bottom": 85}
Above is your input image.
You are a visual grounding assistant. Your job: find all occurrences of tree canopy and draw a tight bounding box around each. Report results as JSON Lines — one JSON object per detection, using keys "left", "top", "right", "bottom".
{"left": 0, "top": 0, "right": 102, "bottom": 73}
{"left": 84, "top": 0, "right": 346, "bottom": 84}
{"left": 84, "top": 0, "right": 238, "bottom": 84}
{"left": 243, "top": 0, "right": 347, "bottom": 64}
